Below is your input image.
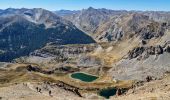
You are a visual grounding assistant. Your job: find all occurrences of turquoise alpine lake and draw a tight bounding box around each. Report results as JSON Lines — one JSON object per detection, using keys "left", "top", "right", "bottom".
{"left": 71, "top": 72, "right": 98, "bottom": 82}
{"left": 99, "top": 88, "right": 117, "bottom": 99}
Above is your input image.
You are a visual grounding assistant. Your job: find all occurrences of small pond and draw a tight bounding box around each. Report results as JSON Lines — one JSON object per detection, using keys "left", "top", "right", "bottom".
{"left": 99, "top": 88, "right": 117, "bottom": 99}
{"left": 71, "top": 72, "right": 98, "bottom": 82}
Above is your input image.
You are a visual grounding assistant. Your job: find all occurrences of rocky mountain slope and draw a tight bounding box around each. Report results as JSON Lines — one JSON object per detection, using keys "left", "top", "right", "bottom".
{"left": 15, "top": 43, "right": 98, "bottom": 69}
{"left": 55, "top": 10, "right": 80, "bottom": 17}
{"left": 0, "top": 8, "right": 95, "bottom": 61}
{"left": 63, "top": 7, "right": 170, "bottom": 42}
{"left": 142, "top": 11, "right": 170, "bottom": 23}
{"left": 111, "top": 74, "right": 170, "bottom": 100}
{"left": 94, "top": 13, "right": 167, "bottom": 42}
{"left": 63, "top": 7, "right": 127, "bottom": 36}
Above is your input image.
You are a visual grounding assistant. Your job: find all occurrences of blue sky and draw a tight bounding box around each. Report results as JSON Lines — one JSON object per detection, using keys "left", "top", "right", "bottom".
{"left": 0, "top": 0, "right": 169, "bottom": 11}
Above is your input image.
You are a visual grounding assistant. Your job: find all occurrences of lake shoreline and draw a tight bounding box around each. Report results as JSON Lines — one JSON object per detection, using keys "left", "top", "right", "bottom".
{"left": 70, "top": 72, "right": 99, "bottom": 82}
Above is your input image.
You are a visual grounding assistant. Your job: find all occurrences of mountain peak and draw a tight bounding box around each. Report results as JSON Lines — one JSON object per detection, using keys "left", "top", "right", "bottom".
{"left": 87, "top": 7, "right": 96, "bottom": 11}
{"left": 32, "top": 8, "right": 47, "bottom": 12}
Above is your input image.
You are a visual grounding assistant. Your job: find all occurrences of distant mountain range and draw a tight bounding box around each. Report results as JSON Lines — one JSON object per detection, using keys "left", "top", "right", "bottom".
{"left": 54, "top": 10, "right": 80, "bottom": 16}
{"left": 1, "top": 7, "right": 170, "bottom": 61}
{"left": 0, "top": 8, "right": 95, "bottom": 61}
{"left": 58, "top": 7, "right": 170, "bottom": 42}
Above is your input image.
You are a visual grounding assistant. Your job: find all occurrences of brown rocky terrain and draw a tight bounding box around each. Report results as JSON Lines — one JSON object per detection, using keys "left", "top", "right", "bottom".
{"left": 111, "top": 74, "right": 170, "bottom": 100}
{"left": 0, "top": 7, "right": 170, "bottom": 100}
{"left": 63, "top": 7, "right": 169, "bottom": 42}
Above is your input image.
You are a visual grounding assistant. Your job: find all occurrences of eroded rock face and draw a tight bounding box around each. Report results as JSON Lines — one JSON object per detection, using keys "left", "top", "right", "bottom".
{"left": 165, "top": 46, "right": 170, "bottom": 53}
{"left": 51, "top": 81, "right": 82, "bottom": 97}
{"left": 155, "top": 45, "right": 164, "bottom": 54}
{"left": 77, "top": 56, "right": 103, "bottom": 67}
{"left": 30, "top": 44, "right": 97, "bottom": 63}
{"left": 32, "top": 44, "right": 96, "bottom": 57}
{"left": 26, "top": 65, "right": 79, "bottom": 74}
{"left": 139, "top": 23, "right": 166, "bottom": 40}
{"left": 110, "top": 40, "right": 170, "bottom": 81}
{"left": 26, "top": 65, "right": 55, "bottom": 74}
{"left": 26, "top": 65, "right": 41, "bottom": 72}
{"left": 128, "top": 47, "right": 145, "bottom": 59}
{"left": 95, "top": 23, "right": 124, "bottom": 42}
{"left": 128, "top": 45, "right": 164, "bottom": 60}
{"left": 15, "top": 43, "right": 99, "bottom": 69}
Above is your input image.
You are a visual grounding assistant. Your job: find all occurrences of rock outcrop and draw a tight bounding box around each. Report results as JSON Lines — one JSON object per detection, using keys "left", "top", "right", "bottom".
{"left": 77, "top": 56, "right": 103, "bottom": 67}
{"left": 128, "top": 45, "right": 164, "bottom": 60}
